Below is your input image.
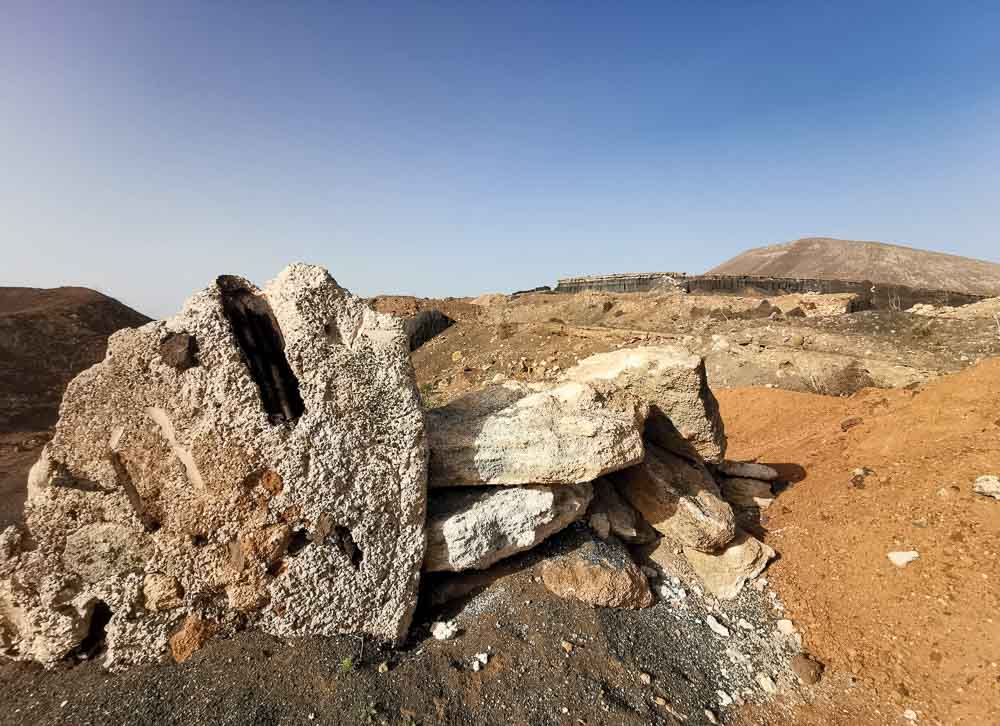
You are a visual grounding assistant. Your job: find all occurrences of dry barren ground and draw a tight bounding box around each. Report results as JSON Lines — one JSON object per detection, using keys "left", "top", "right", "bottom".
{"left": 1, "top": 291, "right": 998, "bottom": 726}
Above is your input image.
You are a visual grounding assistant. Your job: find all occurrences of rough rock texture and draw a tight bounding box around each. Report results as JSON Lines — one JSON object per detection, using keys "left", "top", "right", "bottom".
{"left": 587, "top": 479, "right": 656, "bottom": 545}
{"left": 541, "top": 529, "right": 653, "bottom": 609}
{"left": 681, "top": 531, "right": 776, "bottom": 600}
{"left": 719, "top": 477, "right": 775, "bottom": 511}
{"left": 426, "top": 381, "right": 647, "bottom": 487}
{"left": 562, "top": 346, "right": 726, "bottom": 463}
{"left": 716, "top": 461, "right": 779, "bottom": 481}
{"left": 423, "top": 484, "right": 592, "bottom": 572}
{"left": 611, "top": 445, "right": 735, "bottom": 552}
{"left": 973, "top": 475, "right": 1000, "bottom": 500}
{"left": 0, "top": 264, "right": 428, "bottom": 670}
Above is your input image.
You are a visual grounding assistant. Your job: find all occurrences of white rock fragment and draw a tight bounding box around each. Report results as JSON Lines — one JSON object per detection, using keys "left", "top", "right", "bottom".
{"left": 776, "top": 619, "right": 796, "bottom": 636}
{"left": 755, "top": 673, "right": 777, "bottom": 694}
{"left": 424, "top": 484, "right": 592, "bottom": 572}
{"left": 471, "top": 652, "right": 489, "bottom": 671}
{"left": 903, "top": 709, "right": 918, "bottom": 721}
{"left": 561, "top": 345, "right": 727, "bottom": 462}
{"left": 431, "top": 620, "right": 459, "bottom": 641}
{"left": 973, "top": 475, "right": 1000, "bottom": 500}
{"left": 426, "top": 380, "right": 647, "bottom": 487}
{"left": 717, "top": 690, "right": 733, "bottom": 707}
{"left": 888, "top": 551, "right": 920, "bottom": 568}
{"left": 706, "top": 615, "right": 731, "bottom": 637}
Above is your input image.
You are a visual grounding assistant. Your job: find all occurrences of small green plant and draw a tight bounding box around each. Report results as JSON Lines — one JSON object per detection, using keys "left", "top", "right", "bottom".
{"left": 338, "top": 655, "right": 354, "bottom": 673}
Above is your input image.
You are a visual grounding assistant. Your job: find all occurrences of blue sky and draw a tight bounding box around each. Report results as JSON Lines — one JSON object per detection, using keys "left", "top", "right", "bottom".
{"left": 2, "top": 1, "right": 998, "bottom": 317}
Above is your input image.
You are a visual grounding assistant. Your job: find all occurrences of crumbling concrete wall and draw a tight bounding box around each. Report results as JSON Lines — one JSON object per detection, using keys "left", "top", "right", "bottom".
{"left": 555, "top": 273, "right": 688, "bottom": 295}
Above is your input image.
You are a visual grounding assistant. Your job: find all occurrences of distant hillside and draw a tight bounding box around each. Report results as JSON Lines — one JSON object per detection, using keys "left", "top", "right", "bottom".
{"left": 708, "top": 237, "right": 1000, "bottom": 296}
{"left": 0, "top": 287, "right": 150, "bottom": 431}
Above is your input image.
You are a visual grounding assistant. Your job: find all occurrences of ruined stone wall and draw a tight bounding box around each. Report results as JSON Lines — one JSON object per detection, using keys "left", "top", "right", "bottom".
{"left": 685, "top": 275, "right": 985, "bottom": 310}
{"left": 554, "top": 272, "right": 985, "bottom": 311}
{"left": 555, "top": 273, "right": 688, "bottom": 295}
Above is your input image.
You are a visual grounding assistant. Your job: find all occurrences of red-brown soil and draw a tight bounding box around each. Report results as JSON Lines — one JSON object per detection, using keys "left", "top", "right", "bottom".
{"left": 719, "top": 359, "right": 1000, "bottom": 725}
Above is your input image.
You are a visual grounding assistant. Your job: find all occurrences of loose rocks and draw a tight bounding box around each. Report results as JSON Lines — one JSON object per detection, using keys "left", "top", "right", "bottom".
{"left": 611, "top": 445, "right": 735, "bottom": 553}
{"left": 681, "top": 531, "right": 776, "bottom": 600}
{"left": 424, "top": 484, "right": 592, "bottom": 572}
{"left": 973, "top": 475, "right": 1000, "bottom": 500}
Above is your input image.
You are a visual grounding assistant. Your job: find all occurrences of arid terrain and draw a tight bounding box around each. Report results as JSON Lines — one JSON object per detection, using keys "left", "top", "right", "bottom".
{"left": 708, "top": 237, "right": 1000, "bottom": 296}
{"left": 1, "top": 270, "right": 999, "bottom": 726}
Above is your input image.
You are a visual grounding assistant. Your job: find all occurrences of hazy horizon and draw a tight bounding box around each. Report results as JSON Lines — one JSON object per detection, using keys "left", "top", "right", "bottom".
{"left": 3, "top": 2, "right": 998, "bottom": 317}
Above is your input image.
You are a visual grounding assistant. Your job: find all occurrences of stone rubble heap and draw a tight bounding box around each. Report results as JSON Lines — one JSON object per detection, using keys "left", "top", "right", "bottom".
{"left": 0, "top": 269, "right": 781, "bottom": 671}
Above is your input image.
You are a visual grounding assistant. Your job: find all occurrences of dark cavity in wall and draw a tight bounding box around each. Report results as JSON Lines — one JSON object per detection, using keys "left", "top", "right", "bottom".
{"left": 217, "top": 276, "right": 305, "bottom": 425}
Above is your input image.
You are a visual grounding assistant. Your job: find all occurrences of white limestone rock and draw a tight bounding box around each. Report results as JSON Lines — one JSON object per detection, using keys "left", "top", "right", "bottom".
{"left": 973, "top": 475, "right": 1000, "bottom": 500}
{"left": 426, "top": 381, "right": 646, "bottom": 488}
{"left": 0, "top": 264, "right": 428, "bottom": 669}
{"left": 562, "top": 346, "right": 726, "bottom": 463}
{"left": 682, "top": 530, "right": 776, "bottom": 600}
{"left": 424, "top": 484, "right": 592, "bottom": 572}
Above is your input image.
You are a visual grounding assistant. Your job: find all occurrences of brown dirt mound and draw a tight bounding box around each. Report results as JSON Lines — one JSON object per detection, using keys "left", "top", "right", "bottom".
{"left": 719, "top": 358, "right": 1000, "bottom": 725}
{"left": 708, "top": 237, "right": 1000, "bottom": 296}
{"left": 0, "top": 286, "right": 150, "bottom": 432}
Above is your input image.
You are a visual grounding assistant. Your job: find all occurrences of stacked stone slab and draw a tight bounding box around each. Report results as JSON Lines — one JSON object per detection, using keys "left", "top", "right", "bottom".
{"left": 0, "top": 265, "right": 428, "bottom": 670}
{"left": 425, "top": 345, "right": 775, "bottom": 604}
{"left": 423, "top": 380, "right": 647, "bottom": 571}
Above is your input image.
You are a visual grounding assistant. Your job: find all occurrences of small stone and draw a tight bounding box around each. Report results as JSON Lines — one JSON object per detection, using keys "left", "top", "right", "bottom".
{"left": 737, "top": 618, "right": 754, "bottom": 631}
{"left": 888, "top": 551, "right": 920, "bottom": 568}
{"left": 451, "top": 350, "right": 463, "bottom": 362}
{"left": 903, "top": 709, "right": 918, "bottom": 722}
{"left": 639, "top": 671, "right": 652, "bottom": 684}
{"left": 717, "top": 690, "right": 733, "bottom": 707}
{"left": 431, "top": 620, "right": 459, "bottom": 640}
{"left": 717, "top": 461, "right": 779, "bottom": 481}
{"left": 158, "top": 331, "right": 199, "bottom": 371}
{"left": 706, "top": 615, "right": 730, "bottom": 637}
{"left": 705, "top": 708, "right": 719, "bottom": 724}
{"left": 561, "top": 640, "right": 574, "bottom": 654}
{"left": 840, "top": 416, "right": 864, "bottom": 432}
{"left": 654, "top": 696, "right": 667, "bottom": 706}
{"left": 755, "top": 673, "right": 777, "bottom": 694}
{"left": 973, "top": 475, "right": 1000, "bottom": 500}
{"left": 791, "top": 654, "right": 824, "bottom": 685}
{"left": 776, "top": 619, "right": 795, "bottom": 636}
{"left": 377, "top": 661, "right": 389, "bottom": 674}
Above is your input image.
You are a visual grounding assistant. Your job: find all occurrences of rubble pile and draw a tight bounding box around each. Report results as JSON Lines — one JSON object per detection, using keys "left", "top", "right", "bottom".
{"left": 1, "top": 267, "right": 782, "bottom": 676}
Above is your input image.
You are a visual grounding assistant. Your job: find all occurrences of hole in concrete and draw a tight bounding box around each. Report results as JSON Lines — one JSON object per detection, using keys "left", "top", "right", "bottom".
{"left": 76, "top": 601, "right": 113, "bottom": 660}
{"left": 323, "top": 320, "right": 342, "bottom": 345}
{"left": 286, "top": 528, "right": 310, "bottom": 556}
{"left": 333, "top": 526, "right": 363, "bottom": 569}
{"left": 216, "top": 276, "right": 305, "bottom": 425}
{"left": 159, "top": 332, "right": 199, "bottom": 371}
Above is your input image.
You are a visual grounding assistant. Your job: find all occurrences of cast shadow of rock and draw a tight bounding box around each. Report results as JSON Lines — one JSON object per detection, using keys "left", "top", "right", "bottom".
{"left": 734, "top": 461, "right": 807, "bottom": 540}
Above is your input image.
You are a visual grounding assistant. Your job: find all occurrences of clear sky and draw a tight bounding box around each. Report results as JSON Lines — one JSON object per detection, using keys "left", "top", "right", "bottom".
{"left": 2, "top": 1, "right": 998, "bottom": 317}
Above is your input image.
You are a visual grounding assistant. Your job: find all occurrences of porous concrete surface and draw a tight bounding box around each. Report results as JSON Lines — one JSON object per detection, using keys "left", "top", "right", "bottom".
{"left": 0, "top": 264, "right": 427, "bottom": 670}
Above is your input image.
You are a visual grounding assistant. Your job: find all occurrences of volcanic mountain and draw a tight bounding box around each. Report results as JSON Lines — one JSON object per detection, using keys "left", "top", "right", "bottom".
{"left": 708, "top": 237, "right": 1000, "bottom": 296}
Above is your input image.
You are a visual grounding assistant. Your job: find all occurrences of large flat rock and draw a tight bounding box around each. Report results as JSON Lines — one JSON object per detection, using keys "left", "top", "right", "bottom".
{"left": 426, "top": 381, "right": 647, "bottom": 488}
{"left": 563, "top": 346, "right": 726, "bottom": 463}
{"left": 0, "top": 264, "right": 427, "bottom": 670}
{"left": 424, "top": 483, "right": 592, "bottom": 572}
